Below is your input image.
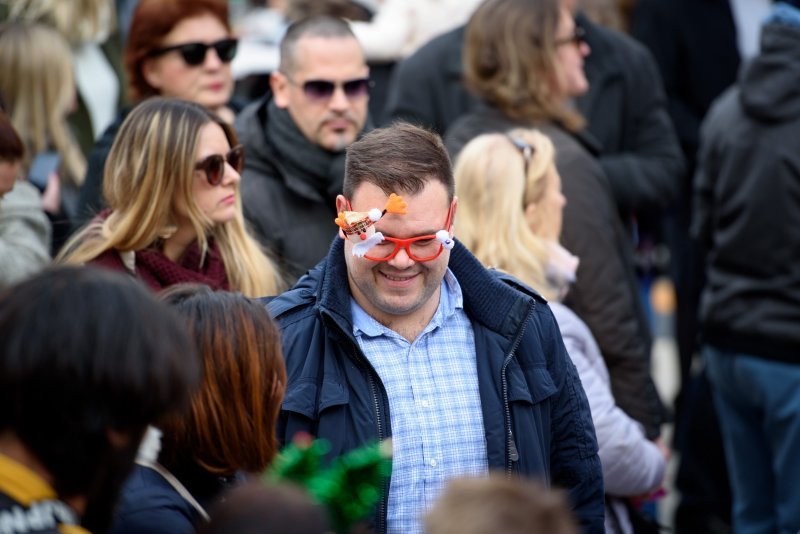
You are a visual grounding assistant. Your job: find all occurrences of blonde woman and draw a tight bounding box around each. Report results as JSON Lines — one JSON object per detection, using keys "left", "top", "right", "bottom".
{"left": 59, "top": 98, "right": 282, "bottom": 297}
{"left": 0, "top": 22, "right": 85, "bottom": 248}
{"left": 455, "top": 128, "right": 668, "bottom": 534}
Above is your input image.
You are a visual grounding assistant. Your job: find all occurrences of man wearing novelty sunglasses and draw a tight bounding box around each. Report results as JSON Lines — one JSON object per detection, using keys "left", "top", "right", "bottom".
{"left": 235, "top": 16, "right": 371, "bottom": 283}
{"left": 267, "top": 123, "right": 604, "bottom": 534}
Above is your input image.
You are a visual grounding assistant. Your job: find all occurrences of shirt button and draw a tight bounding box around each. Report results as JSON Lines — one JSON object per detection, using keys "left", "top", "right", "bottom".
{"left": 421, "top": 400, "right": 431, "bottom": 408}
{"left": 429, "top": 459, "right": 438, "bottom": 467}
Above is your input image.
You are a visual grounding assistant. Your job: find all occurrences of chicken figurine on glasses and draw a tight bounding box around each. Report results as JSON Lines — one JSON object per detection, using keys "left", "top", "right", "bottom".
{"left": 335, "top": 193, "right": 408, "bottom": 257}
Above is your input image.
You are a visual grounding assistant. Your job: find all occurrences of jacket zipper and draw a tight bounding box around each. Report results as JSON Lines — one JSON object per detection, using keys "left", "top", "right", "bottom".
{"left": 501, "top": 300, "right": 536, "bottom": 477}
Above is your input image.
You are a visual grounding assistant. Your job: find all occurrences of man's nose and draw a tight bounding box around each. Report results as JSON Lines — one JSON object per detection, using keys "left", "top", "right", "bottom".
{"left": 328, "top": 85, "right": 350, "bottom": 111}
{"left": 388, "top": 246, "right": 415, "bottom": 269}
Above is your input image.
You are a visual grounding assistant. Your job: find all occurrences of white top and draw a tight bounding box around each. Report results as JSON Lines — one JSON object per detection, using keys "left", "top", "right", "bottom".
{"left": 729, "top": 0, "right": 772, "bottom": 59}
{"left": 73, "top": 41, "right": 119, "bottom": 139}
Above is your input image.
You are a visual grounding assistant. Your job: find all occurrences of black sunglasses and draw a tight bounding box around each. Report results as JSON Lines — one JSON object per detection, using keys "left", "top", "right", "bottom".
{"left": 554, "top": 26, "right": 586, "bottom": 48}
{"left": 195, "top": 145, "right": 245, "bottom": 186}
{"left": 507, "top": 136, "right": 534, "bottom": 177}
{"left": 148, "top": 38, "right": 238, "bottom": 66}
{"left": 288, "top": 77, "right": 371, "bottom": 102}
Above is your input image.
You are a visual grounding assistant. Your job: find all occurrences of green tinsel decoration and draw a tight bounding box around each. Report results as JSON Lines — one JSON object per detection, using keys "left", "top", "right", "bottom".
{"left": 266, "top": 433, "right": 392, "bottom": 533}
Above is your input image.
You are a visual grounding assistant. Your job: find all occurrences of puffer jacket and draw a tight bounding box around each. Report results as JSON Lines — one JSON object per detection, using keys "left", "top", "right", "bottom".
{"left": 266, "top": 238, "right": 605, "bottom": 533}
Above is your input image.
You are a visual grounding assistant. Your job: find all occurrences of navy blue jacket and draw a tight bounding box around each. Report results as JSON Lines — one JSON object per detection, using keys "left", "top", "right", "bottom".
{"left": 267, "top": 238, "right": 605, "bottom": 532}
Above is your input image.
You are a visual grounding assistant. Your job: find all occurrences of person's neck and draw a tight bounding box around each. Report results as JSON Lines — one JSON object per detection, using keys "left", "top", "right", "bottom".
{"left": 210, "top": 104, "right": 235, "bottom": 125}
{"left": 354, "top": 285, "right": 442, "bottom": 343}
{"left": 0, "top": 431, "right": 87, "bottom": 515}
{"left": 161, "top": 224, "right": 197, "bottom": 263}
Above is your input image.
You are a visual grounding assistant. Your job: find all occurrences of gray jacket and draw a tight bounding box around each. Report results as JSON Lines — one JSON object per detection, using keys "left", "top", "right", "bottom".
{"left": 0, "top": 181, "right": 51, "bottom": 289}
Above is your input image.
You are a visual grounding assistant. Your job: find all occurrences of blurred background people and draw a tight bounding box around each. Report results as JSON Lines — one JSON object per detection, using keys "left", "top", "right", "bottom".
{"left": 0, "top": 111, "right": 51, "bottom": 290}
{"left": 0, "top": 22, "right": 85, "bottom": 252}
{"left": 112, "top": 285, "right": 287, "bottom": 533}
{"left": 77, "top": 0, "right": 241, "bottom": 225}
{"left": 60, "top": 98, "right": 282, "bottom": 297}
{"left": 0, "top": 266, "right": 200, "bottom": 534}
{"left": 425, "top": 475, "right": 578, "bottom": 534}
{"left": 455, "top": 128, "right": 668, "bottom": 533}
{"left": 1, "top": 0, "right": 126, "bottom": 159}
{"left": 446, "top": 0, "right": 664, "bottom": 439}
{"left": 235, "top": 16, "right": 370, "bottom": 283}
{"left": 692, "top": 2, "right": 800, "bottom": 532}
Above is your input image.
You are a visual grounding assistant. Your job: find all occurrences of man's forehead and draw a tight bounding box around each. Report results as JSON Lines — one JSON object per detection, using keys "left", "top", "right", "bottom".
{"left": 350, "top": 182, "right": 450, "bottom": 214}
{"left": 292, "top": 35, "right": 366, "bottom": 72}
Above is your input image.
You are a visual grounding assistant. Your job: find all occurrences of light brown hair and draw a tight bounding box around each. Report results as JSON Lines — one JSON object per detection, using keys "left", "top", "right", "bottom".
{"left": 464, "top": 0, "right": 585, "bottom": 132}
{"left": 425, "top": 474, "right": 578, "bottom": 534}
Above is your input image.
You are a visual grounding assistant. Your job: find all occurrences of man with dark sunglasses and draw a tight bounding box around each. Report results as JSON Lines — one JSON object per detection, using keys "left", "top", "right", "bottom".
{"left": 235, "top": 16, "right": 371, "bottom": 283}
{"left": 266, "top": 122, "right": 604, "bottom": 534}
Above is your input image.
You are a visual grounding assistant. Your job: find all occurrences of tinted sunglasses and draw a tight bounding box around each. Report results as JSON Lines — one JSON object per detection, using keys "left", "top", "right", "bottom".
{"left": 195, "top": 145, "right": 244, "bottom": 186}
{"left": 554, "top": 25, "right": 586, "bottom": 48}
{"left": 148, "top": 38, "right": 238, "bottom": 66}
{"left": 289, "top": 77, "right": 371, "bottom": 102}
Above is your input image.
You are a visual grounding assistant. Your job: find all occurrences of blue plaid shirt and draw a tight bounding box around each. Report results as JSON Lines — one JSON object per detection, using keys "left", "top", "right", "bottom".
{"left": 351, "top": 269, "right": 488, "bottom": 534}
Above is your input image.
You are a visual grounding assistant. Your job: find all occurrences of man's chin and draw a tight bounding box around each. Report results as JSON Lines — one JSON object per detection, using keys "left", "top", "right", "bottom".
{"left": 321, "top": 130, "right": 356, "bottom": 152}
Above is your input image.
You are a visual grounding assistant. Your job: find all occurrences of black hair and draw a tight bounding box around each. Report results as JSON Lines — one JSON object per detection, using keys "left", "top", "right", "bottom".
{"left": 279, "top": 15, "right": 356, "bottom": 74}
{"left": 0, "top": 266, "right": 201, "bottom": 498}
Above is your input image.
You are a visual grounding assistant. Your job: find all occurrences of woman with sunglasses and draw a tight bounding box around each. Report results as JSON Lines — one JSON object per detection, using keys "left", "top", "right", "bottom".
{"left": 446, "top": 0, "right": 665, "bottom": 442}
{"left": 76, "top": 0, "right": 241, "bottom": 226}
{"left": 454, "top": 128, "right": 668, "bottom": 534}
{"left": 59, "top": 98, "right": 282, "bottom": 297}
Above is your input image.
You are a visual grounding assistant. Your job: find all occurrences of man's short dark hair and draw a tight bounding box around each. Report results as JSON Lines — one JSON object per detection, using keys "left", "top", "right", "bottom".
{"left": 343, "top": 122, "right": 454, "bottom": 201}
{"left": 279, "top": 15, "right": 356, "bottom": 75}
{"left": 0, "top": 267, "right": 200, "bottom": 498}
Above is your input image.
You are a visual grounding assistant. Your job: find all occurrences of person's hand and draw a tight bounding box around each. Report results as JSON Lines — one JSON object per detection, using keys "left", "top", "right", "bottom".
{"left": 655, "top": 436, "right": 672, "bottom": 462}
{"left": 41, "top": 171, "right": 61, "bottom": 215}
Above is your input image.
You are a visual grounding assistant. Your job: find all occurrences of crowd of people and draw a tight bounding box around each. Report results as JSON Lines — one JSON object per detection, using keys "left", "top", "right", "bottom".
{"left": 1, "top": 0, "right": 799, "bottom": 533}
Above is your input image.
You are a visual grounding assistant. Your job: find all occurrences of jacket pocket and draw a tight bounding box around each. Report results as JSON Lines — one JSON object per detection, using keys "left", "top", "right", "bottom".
{"left": 507, "top": 360, "right": 557, "bottom": 405}
{"left": 282, "top": 377, "right": 349, "bottom": 419}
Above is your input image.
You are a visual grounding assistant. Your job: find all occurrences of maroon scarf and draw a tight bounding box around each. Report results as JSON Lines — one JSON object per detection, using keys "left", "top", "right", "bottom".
{"left": 91, "top": 240, "right": 229, "bottom": 293}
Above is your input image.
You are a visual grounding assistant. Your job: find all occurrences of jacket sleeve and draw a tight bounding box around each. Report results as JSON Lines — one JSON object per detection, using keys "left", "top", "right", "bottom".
{"left": 0, "top": 181, "right": 51, "bottom": 290}
{"left": 539, "top": 305, "right": 606, "bottom": 532}
{"left": 350, "top": 0, "right": 413, "bottom": 62}
{"left": 597, "top": 44, "right": 685, "bottom": 213}
{"left": 554, "top": 304, "right": 665, "bottom": 496}
{"left": 558, "top": 146, "right": 663, "bottom": 439}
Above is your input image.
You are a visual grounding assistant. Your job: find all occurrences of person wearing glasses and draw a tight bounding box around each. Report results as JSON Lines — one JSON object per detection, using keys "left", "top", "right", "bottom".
{"left": 59, "top": 98, "right": 282, "bottom": 297}
{"left": 267, "top": 122, "right": 605, "bottom": 534}
{"left": 76, "top": 0, "right": 241, "bottom": 227}
{"left": 235, "top": 15, "right": 372, "bottom": 284}
{"left": 455, "top": 129, "right": 669, "bottom": 534}
{"left": 445, "top": 0, "right": 666, "bottom": 443}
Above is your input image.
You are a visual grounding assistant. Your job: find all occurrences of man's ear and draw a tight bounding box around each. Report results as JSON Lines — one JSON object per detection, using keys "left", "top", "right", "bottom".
{"left": 449, "top": 196, "right": 458, "bottom": 236}
{"left": 271, "top": 71, "right": 291, "bottom": 109}
{"left": 336, "top": 194, "right": 349, "bottom": 213}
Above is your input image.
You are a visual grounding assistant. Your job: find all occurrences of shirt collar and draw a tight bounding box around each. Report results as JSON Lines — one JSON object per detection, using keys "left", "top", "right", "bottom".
{"left": 351, "top": 268, "right": 464, "bottom": 339}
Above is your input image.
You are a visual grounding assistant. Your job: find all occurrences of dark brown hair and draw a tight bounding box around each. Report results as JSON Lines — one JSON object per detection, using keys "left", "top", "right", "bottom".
{"left": 278, "top": 15, "right": 356, "bottom": 75}
{"left": 0, "top": 111, "right": 24, "bottom": 161}
{"left": 158, "top": 285, "right": 287, "bottom": 475}
{"left": 464, "top": 0, "right": 585, "bottom": 132}
{"left": 125, "top": 0, "right": 231, "bottom": 101}
{"left": 344, "top": 122, "right": 454, "bottom": 201}
{"left": 425, "top": 474, "right": 578, "bottom": 534}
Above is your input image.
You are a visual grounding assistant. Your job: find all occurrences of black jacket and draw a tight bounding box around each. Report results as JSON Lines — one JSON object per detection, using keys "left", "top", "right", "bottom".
{"left": 692, "top": 19, "right": 800, "bottom": 362}
{"left": 234, "top": 94, "right": 341, "bottom": 283}
{"left": 446, "top": 110, "right": 663, "bottom": 439}
{"left": 266, "top": 238, "right": 605, "bottom": 533}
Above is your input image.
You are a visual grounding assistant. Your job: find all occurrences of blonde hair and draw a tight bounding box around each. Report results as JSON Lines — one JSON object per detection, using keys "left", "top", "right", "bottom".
{"left": 464, "top": 0, "right": 585, "bottom": 132}
{"left": 455, "top": 128, "right": 559, "bottom": 300}
{"left": 59, "top": 98, "right": 283, "bottom": 297}
{"left": 0, "top": 22, "right": 86, "bottom": 185}
{"left": 5, "top": 0, "right": 116, "bottom": 44}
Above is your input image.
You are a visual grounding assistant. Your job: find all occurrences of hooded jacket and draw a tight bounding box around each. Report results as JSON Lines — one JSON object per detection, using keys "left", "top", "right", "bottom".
{"left": 266, "top": 238, "right": 605, "bottom": 533}
{"left": 693, "top": 16, "right": 800, "bottom": 361}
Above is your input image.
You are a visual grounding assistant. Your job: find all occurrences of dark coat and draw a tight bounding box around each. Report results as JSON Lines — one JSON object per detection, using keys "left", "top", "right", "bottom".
{"left": 234, "top": 94, "right": 340, "bottom": 283}
{"left": 446, "top": 110, "right": 663, "bottom": 439}
{"left": 692, "top": 20, "right": 800, "bottom": 363}
{"left": 266, "top": 238, "right": 605, "bottom": 533}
